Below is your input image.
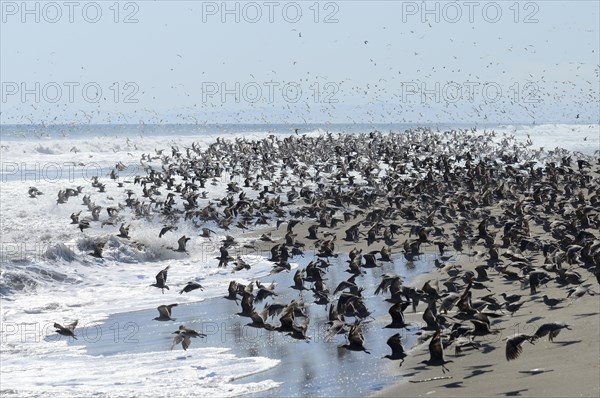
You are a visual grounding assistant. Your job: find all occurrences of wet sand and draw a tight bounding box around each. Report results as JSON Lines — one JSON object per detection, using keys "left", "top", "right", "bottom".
{"left": 75, "top": 248, "right": 436, "bottom": 397}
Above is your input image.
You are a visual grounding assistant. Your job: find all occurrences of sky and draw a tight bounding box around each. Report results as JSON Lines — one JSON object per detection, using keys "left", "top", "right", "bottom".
{"left": 1, "top": 0, "right": 599, "bottom": 125}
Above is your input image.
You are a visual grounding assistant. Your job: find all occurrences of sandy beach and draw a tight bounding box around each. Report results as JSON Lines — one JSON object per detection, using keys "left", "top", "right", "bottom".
{"left": 374, "top": 258, "right": 600, "bottom": 398}
{"left": 371, "top": 182, "right": 600, "bottom": 396}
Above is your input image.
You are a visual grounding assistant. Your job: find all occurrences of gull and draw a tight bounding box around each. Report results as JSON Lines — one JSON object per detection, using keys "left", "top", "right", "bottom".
{"left": 159, "top": 225, "right": 176, "bottom": 238}
{"left": 383, "top": 333, "right": 407, "bottom": 364}
{"left": 171, "top": 325, "right": 206, "bottom": 350}
{"left": 154, "top": 304, "right": 178, "bottom": 321}
{"left": 421, "top": 329, "right": 453, "bottom": 372}
{"left": 150, "top": 265, "right": 170, "bottom": 293}
{"left": 340, "top": 321, "right": 370, "bottom": 354}
{"left": 54, "top": 320, "right": 78, "bottom": 339}
{"left": 174, "top": 235, "right": 191, "bottom": 253}
{"left": 180, "top": 282, "right": 204, "bottom": 294}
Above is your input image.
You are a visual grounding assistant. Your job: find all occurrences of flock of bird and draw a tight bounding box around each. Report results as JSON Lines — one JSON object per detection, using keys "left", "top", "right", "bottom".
{"left": 44, "top": 128, "right": 598, "bottom": 373}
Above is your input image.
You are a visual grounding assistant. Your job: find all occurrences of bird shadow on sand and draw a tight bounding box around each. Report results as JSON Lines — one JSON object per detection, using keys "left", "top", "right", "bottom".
{"left": 525, "top": 316, "right": 544, "bottom": 324}
{"left": 573, "top": 312, "right": 599, "bottom": 318}
{"left": 501, "top": 388, "right": 529, "bottom": 396}
{"left": 464, "top": 364, "right": 494, "bottom": 370}
{"left": 399, "top": 372, "right": 418, "bottom": 378}
{"left": 553, "top": 340, "right": 582, "bottom": 346}
{"left": 480, "top": 344, "right": 497, "bottom": 354}
{"left": 409, "top": 365, "right": 431, "bottom": 372}
{"left": 441, "top": 381, "right": 463, "bottom": 388}
{"left": 464, "top": 369, "right": 494, "bottom": 379}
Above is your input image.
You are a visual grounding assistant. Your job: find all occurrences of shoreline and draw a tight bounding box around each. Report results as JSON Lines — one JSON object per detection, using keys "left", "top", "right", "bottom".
{"left": 2, "top": 128, "right": 598, "bottom": 397}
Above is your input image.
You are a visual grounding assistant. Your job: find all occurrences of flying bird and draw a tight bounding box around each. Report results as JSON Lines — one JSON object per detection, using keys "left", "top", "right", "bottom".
{"left": 180, "top": 282, "right": 204, "bottom": 294}
{"left": 150, "top": 266, "right": 170, "bottom": 293}
{"left": 54, "top": 320, "right": 78, "bottom": 339}
{"left": 421, "top": 329, "right": 453, "bottom": 372}
{"left": 506, "top": 334, "right": 535, "bottom": 361}
{"left": 171, "top": 325, "right": 206, "bottom": 350}
{"left": 154, "top": 304, "right": 178, "bottom": 321}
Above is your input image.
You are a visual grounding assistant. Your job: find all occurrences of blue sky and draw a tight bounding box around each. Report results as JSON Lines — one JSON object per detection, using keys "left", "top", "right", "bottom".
{"left": 1, "top": 0, "right": 599, "bottom": 124}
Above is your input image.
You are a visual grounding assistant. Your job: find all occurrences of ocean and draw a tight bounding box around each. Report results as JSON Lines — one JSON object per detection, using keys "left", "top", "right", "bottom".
{"left": 0, "top": 123, "right": 598, "bottom": 397}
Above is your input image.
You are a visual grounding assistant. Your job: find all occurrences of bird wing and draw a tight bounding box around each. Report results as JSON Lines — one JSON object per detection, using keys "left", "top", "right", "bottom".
{"left": 389, "top": 303, "right": 405, "bottom": 324}
{"left": 534, "top": 323, "right": 552, "bottom": 339}
{"left": 293, "top": 270, "right": 304, "bottom": 286}
{"left": 390, "top": 278, "right": 403, "bottom": 294}
{"left": 279, "top": 306, "right": 295, "bottom": 328}
{"left": 348, "top": 324, "right": 365, "bottom": 346}
{"left": 228, "top": 281, "right": 237, "bottom": 295}
{"left": 423, "top": 304, "right": 437, "bottom": 329}
{"left": 387, "top": 333, "right": 402, "bottom": 352}
{"left": 374, "top": 277, "right": 391, "bottom": 295}
{"left": 429, "top": 330, "right": 444, "bottom": 362}
{"left": 250, "top": 311, "right": 265, "bottom": 325}
{"left": 156, "top": 266, "right": 170, "bottom": 283}
{"left": 165, "top": 304, "right": 178, "bottom": 315}
{"left": 469, "top": 319, "right": 489, "bottom": 334}
{"left": 171, "top": 334, "right": 183, "bottom": 350}
{"left": 326, "top": 320, "right": 346, "bottom": 341}
{"left": 66, "top": 320, "right": 78, "bottom": 331}
{"left": 157, "top": 305, "right": 169, "bottom": 318}
{"left": 334, "top": 280, "right": 353, "bottom": 294}
{"left": 506, "top": 335, "right": 528, "bottom": 361}
{"left": 241, "top": 293, "right": 255, "bottom": 314}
